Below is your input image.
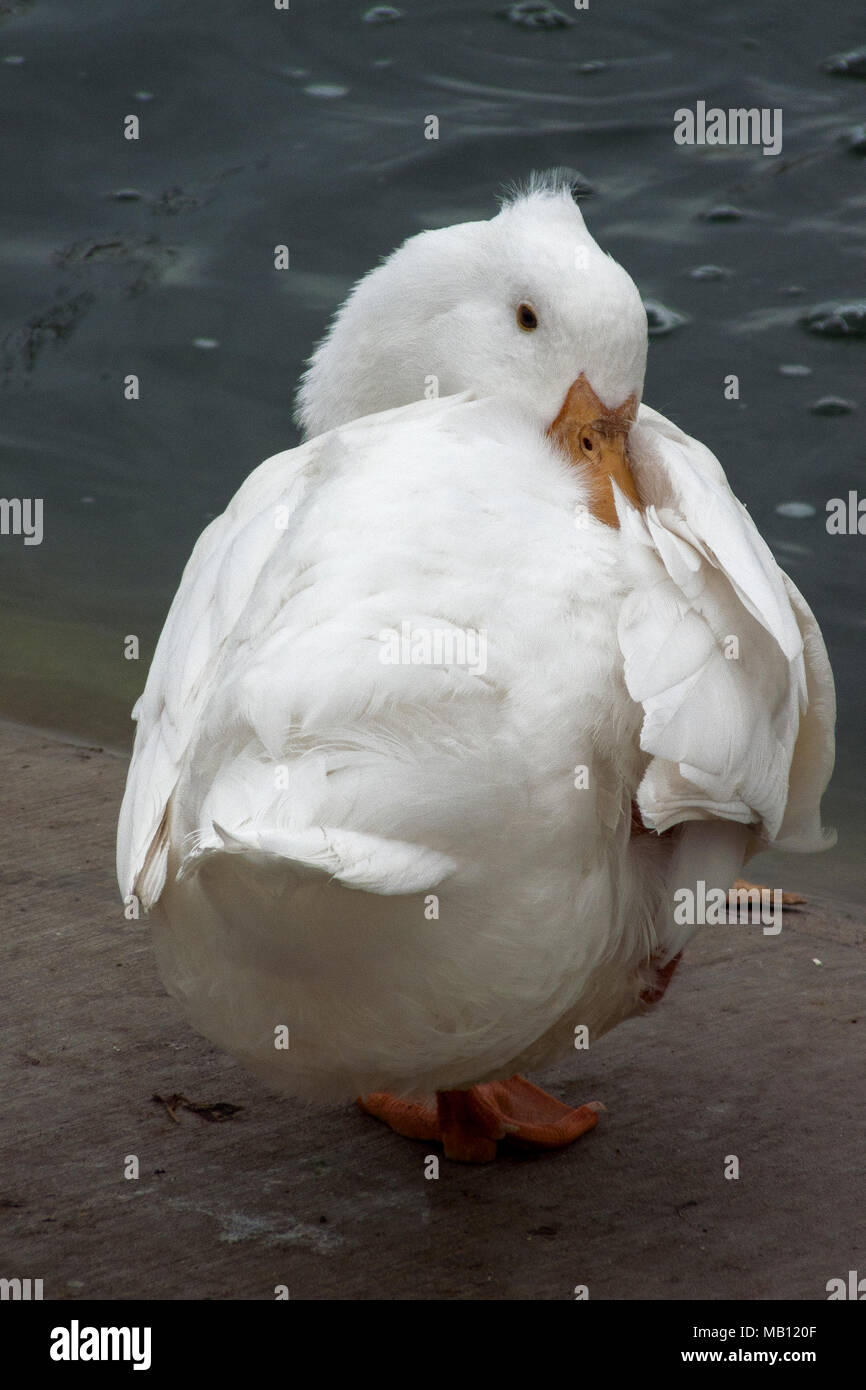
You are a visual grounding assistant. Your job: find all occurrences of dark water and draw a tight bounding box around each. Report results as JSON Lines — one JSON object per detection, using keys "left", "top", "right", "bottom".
{"left": 1, "top": 0, "right": 864, "bottom": 894}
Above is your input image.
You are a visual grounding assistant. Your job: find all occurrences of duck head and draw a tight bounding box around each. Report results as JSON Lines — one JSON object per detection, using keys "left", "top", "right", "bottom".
{"left": 296, "top": 171, "right": 648, "bottom": 524}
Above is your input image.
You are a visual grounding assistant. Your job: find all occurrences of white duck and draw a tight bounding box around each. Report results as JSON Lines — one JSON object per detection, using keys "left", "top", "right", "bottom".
{"left": 117, "top": 174, "right": 835, "bottom": 1162}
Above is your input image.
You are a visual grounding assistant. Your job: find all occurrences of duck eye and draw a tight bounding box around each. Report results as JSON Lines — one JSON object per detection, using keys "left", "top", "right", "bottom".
{"left": 582, "top": 436, "right": 594, "bottom": 451}
{"left": 516, "top": 302, "right": 538, "bottom": 332}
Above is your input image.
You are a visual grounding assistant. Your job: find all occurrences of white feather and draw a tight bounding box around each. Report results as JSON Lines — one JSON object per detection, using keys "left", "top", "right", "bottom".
{"left": 618, "top": 408, "right": 835, "bottom": 849}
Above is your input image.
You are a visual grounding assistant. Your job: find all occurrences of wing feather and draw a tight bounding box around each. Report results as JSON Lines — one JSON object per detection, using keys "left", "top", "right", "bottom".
{"left": 116, "top": 394, "right": 476, "bottom": 907}
{"left": 618, "top": 405, "right": 835, "bottom": 851}
{"left": 116, "top": 435, "right": 327, "bottom": 904}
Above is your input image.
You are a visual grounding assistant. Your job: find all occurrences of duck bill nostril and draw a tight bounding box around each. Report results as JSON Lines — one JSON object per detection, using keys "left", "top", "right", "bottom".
{"left": 547, "top": 371, "right": 640, "bottom": 529}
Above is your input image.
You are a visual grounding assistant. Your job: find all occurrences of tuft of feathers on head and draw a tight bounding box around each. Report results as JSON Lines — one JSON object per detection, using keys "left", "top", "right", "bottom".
{"left": 499, "top": 167, "right": 591, "bottom": 209}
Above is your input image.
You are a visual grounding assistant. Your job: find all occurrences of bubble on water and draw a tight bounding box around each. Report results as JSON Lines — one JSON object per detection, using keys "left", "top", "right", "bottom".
{"left": 771, "top": 539, "right": 813, "bottom": 558}
{"left": 644, "top": 300, "right": 688, "bottom": 337}
{"left": 688, "top": 264, "right": 731, "bottom": 280}
{"left": 304, "top": 83, "right": 349, "bottom": 99}
{"left": 81, "top": 496, "right": 95, "bottom": 505}
{"left": 577, "top": 60, "right": 608, "bottom": 74}
{"left": 842, "top": 124, "right": 866, "bottom": 154}
{"left": 362, "top": 5, "right": 403, "bottom": 21}
{"left": 778, "top": 363, "right": 812, "bottom": 377}
{"left": 107, "top": 188, "right": 143, "bottom": 202}
{"left": 3, "top": 55, "right": 26, "bottom": 66}
{"left": 500, "top": 2, "right": 574, "bottom": 29}
{"left": 133, "top": 90, "right": 155, "bottom": 101}
{"left": 775, "top": 501, "right": 816, "bottom": 519}
{"left": 781, "top": 285, "right": 805, "bottom": 296}
{"left": 809, "top": 396, "right": 857, "bottom": 416}
{"left": 802, "top": 302, "right": 866, "bottom": 338}
{"left": 822, "top": 47, "right": 866, "bottom": 77}
{"left": 193, "top": 337, "right": 219, "bottom": 350}
{"left": 701, "top": 204, "right": 745, "bottom": 222}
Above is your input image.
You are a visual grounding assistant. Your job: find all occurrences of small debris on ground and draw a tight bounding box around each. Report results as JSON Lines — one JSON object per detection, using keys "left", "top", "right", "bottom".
{"left": 152, "top": 1092, "right": 243, "bottom": 1124}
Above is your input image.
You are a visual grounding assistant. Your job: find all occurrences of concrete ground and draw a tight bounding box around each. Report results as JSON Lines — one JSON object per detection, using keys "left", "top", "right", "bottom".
{"left": 1, "top": 719, "right": 862, "bottom": 1300}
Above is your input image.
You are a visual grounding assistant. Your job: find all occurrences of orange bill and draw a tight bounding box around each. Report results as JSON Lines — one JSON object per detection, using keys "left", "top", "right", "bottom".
{"left": 548, "top": 372, "right": 640, "bottom": 527}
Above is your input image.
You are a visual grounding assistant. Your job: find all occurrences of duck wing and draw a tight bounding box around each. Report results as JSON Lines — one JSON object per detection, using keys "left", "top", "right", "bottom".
{"left": 116, "top": 435, "right": 323, "bottom": 907}
{"left": 619, "top": 402, "right": 835, "bottom": 854}
{"left": 117, "top": 396, "right": 473, "bottom": 910}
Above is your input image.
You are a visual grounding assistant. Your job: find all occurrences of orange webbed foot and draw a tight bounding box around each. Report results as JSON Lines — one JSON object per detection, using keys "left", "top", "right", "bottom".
{"left": 730, "top": 878, "right": 806, "bottom": 910}
{"left": 358, "top": 1077, "right": 602, "bottom": 1163}
{"left": 357, "top": 1092, "right": 440, "bottom": 1142}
